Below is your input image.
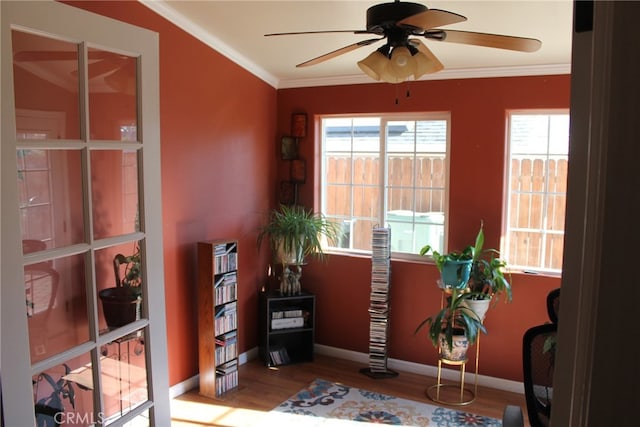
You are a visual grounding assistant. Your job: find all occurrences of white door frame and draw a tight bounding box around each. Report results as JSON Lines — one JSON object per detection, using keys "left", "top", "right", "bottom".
{"left": 1, "top": 1, "right": 169, "bottom": 424}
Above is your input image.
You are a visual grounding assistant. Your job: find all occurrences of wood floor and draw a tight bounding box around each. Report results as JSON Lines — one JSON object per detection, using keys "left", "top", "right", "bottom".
{"left": 170, "top": 354, "right": 530, "bottom": 426}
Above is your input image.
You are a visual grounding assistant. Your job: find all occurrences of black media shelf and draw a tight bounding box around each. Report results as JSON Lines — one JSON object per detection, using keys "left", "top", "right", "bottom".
{"left": 259, "top": 290, "right": 315, "bottom": 367}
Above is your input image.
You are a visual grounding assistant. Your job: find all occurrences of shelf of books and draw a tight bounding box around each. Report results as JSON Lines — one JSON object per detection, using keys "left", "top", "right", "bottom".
{"left": 259, "top": 291, "right": 315, "bottom": 366}
{"left": 360, "top": 227, "right": 398, "bottom": 379}
{"left": 197, "top": 240, "right": 239, "bottom": 398}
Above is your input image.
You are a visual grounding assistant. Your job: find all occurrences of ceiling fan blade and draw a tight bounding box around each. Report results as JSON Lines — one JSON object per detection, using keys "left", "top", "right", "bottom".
{"left": 296, "top": 38, "right": 383, "bottom": 68}
{"left": 397, "top": 9, "right": 466, "bottom": 31}
{"left": 86, "top": 58, "right": 126, "bottom": 79}
{"left": 265, "top": 30, "right": 375, "bottom": 37}
{"left": 14, "top": 51, "right": 77, "bottom": 62}
{"left": 409, "top": 39, "right": 444, "bottom": 73}
{"left": 13, "top": 50, "right": 120, "bottom": 62}
{"left": 426, "top": 29, "right": 541, "bottom": 52}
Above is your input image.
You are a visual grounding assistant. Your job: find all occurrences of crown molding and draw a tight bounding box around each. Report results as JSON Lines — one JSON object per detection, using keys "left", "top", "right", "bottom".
{"left": 278, "top": 63, "right": 571, "bottom": 89}
{"left": 139, "top": 0, "right": 280, "bottom": 88}
{"left": 141, "top": 1, "right": 570, "bottom": 91}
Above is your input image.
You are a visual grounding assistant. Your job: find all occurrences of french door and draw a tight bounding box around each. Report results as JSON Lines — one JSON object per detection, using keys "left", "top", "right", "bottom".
{"left": 1, "top": 1, "right": 170, "bottom": 425}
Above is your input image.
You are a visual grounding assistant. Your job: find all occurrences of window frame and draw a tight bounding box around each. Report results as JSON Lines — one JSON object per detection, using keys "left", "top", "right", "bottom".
{"left": 320, "top": 112, "right": 451, "bottom": 261}
{"left": 503, "top": 109, "right": 570, "bottom": 275}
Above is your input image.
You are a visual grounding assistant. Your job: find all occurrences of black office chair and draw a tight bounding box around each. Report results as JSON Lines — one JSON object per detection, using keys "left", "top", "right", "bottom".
{"left": 523, "top": 323, "right": 556, "bottom": 427}
{"left": 522, "top": 288, "right": 559, "bottom": 427}
{"left": 546, "top": 288, "right": 560, "bottom": 325}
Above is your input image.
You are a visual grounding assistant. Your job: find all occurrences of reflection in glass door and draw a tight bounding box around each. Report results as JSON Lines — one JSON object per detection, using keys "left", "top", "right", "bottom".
{"left": 2, "top": 1, "right": 169, "bottom": 425}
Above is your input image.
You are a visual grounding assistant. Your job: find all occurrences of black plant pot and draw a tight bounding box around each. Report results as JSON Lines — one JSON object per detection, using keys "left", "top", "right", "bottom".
{"left": 99, "top": 286, "right": 142, "bottom": 328}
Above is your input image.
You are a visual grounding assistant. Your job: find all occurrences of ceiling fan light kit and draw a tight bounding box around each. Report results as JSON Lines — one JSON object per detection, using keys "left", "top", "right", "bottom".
{"left": 357, "top": 48, "right": 389, "bottom": 81}
{"left": 266, "top": 0, "right": 542, "bottom": 84}
{"left": 358, "top": 44, "right": 437, "bottom": 83}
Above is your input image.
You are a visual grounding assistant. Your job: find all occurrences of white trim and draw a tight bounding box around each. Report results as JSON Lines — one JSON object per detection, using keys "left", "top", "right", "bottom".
{"left": 315, "top": 344, "right": 525, "bottom": 396}
{"left": 169, "top": 347, "right": 259, "bottom": 398}
{"left": 279, "top": 63, "right": 572, "bottom": 89}
{"left": 169, "top": 375, "right": 199, "bottom": 400}
{"left": 139, "top": 0, "right": 279, "bottom": 88}
{"left": 170, "top": 344, "right": 524, "bottom": 398}
{"left": 2, "top": 1, "right": 169, "bottom": 423}
{"left": 138, "top": 0, "right": 570, "bottom": 89}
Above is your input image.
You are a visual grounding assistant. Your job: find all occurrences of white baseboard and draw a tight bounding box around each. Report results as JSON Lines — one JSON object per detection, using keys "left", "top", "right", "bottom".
{"left": 314, "top": 344, "right": 525, "bottom": 395}
{"left": 169, "top": 346, "right": 259, "bottom": 399}
{"left": 170, "top": 344, "right": 523, "bottom": 398}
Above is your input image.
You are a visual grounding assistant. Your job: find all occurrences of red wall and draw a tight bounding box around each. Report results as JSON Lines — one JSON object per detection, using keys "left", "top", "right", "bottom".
{"left": 69, "top": 0, "right": 568, "bottom": 385}
{"left": 66, "top": 1, "right": 277, "bottom": 386}
{"left": 277, "top": 75, "right": 568, "bottom": 381}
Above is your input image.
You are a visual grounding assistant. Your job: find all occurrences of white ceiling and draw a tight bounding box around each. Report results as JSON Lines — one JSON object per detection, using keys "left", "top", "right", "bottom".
{"left": 141, "top": 0, "right": 573, "bottom": 89}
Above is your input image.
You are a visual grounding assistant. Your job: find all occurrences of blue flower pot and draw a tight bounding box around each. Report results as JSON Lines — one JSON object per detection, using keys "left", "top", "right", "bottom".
{"left": 440, "top": 259, "right": 472, "bottom": 289}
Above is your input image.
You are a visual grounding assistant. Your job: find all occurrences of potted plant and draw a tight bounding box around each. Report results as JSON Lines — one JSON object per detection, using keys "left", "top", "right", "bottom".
{"left": 414, "top": 286, "right": 486, "bottom": 361}
{"left": 257, "top": 204, "right": 341, "bottom": 294}
{"left": 98, "top": 243, "right": 142, "bottom": 328}
{"left": 465, "top": 223, "right": 512, "bottom": 320}
{"left": 419, "top": 242, "right": 476, "bottom": 290}
{"left": 34, "top": 363, "right": 86, "bottom": 427}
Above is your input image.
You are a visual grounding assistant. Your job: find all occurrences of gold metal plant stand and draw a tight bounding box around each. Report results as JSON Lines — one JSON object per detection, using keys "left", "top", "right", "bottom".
{"left": 426, "top": 335, "right": 480, "bottom": 406}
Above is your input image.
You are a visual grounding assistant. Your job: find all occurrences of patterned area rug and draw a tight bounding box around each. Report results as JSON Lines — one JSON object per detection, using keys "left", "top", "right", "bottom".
{"left": 264, "top": 378, "right": 502, "bottom": 426}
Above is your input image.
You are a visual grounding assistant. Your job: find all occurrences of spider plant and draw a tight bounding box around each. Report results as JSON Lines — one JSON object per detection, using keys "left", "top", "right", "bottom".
{"left": 257, "top": 204, "right": 341, "bottom": 266}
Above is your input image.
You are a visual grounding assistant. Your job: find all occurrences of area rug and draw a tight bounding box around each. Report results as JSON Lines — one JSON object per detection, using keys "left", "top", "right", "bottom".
{"left": 263, "top": 378, "right": 502, "bottom": 426}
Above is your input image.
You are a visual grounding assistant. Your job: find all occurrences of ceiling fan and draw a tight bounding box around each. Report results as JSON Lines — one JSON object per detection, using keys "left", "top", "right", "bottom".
{"left": 265, "top": 0, "right": 542, "bottom": 83}
{"left": 13, "top": 50, "right": 131, "bottom": 79}
{"left": 13, "top": 49, "right": 136, "bottom": 94}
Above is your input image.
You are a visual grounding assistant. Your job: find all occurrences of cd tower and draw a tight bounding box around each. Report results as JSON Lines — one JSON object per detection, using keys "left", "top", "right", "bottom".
{"left": 360, "top": 227, "right": 398, "bottom": 379}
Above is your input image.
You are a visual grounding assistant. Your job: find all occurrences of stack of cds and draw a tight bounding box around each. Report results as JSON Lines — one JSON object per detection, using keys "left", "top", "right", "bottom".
{"left": 361, "top": 227, "right": 397, "bottom": 378}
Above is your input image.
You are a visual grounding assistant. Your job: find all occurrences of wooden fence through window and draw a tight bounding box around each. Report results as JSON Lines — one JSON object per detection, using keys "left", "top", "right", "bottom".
{"left": 324, "top": 154, "right": 567, "bottom": 270}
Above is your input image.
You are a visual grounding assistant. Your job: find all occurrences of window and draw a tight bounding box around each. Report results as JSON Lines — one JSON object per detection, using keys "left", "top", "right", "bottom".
{"left": 504, "top": 111, "right": 569, "bottom": 273}
{"left": 321, "top": 114, "right": 449, "bottom": 256}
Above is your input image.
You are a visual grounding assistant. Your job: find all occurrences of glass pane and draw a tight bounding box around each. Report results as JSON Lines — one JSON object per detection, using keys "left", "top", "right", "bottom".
{"left": 387, "top": 209, "right": 444, "bottom": 255}
{"left": 12, "top": 30, "right": 80, "bottom": 140}
{"left": 415, "top": 156, "right": 446, "bottom": 188}
{"left": 544, "top": 233, "right": 565, "bottom": 271}
{"left": 17, "top": 149, "right": 85, "bottom": 249}
{"left": 26, "top": 253, "right": 89, "bottom": 363}
{"left": 352, "top": 219, "right": 377, "bottom": 251}
{"left": 123, "top": 409, "right": 150, "bottom": 427}
{"left": 96, "top": 242, "right": 143, "bottom": 333}
{"left": 324, "top": 184, "right": 351, "bottom": 216}
{"left": 415, "top": 188, "right": 446, "bottom": 214}
{"left": 325, "top": 155, "right": 352, "bottom": 185}
{"left": 508, "top": 230, "right": 542, "bottom": 268}
{"left": 88, "top": 48, "right": 137, "bottom": 141}
{"left": 386, "top": 185, "right": 413, "bottom": 212}
{"left": 100, "top": 329, "right": 148, "bottom": 420}
{"left": 32, "top": 353, "right": 94, "bottom": 426}
{"left": 353, "top": 156, "right": 378, "bottom": 185}
{"left": 91, "top": 150, "right": 139, "bottom": 240}
{"left": 353, "top": 185, "right": 380, "bottom": 217}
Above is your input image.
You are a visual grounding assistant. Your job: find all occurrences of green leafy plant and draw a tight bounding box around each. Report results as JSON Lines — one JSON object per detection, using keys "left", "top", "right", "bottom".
{"left": 467, "top": 223, "right": 512, "bottom": 303}
{"left": 113, "top": 242, "right": 141, "bottom": 287}
{"left": 419, "top": 244, "right": 474, "bottom": 272}
{"left": 419, "top": 223, "right": 483, "bottom": 272}
{"left": 33, "top": 363, "right": 90, "bottom": 427}
{"left": 414, "top": 287, "right": 486, "bottom": 352}
{"left": 419, "top": 233, "right": 479, "bottom": 289}
{"left": 257, "top": 204, "right": 341, "bottom": 266}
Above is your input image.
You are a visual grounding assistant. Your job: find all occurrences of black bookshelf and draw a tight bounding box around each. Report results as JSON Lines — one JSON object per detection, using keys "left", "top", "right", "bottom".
{"left": 259, "top": 290, "right": 315, "bottom": 366}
